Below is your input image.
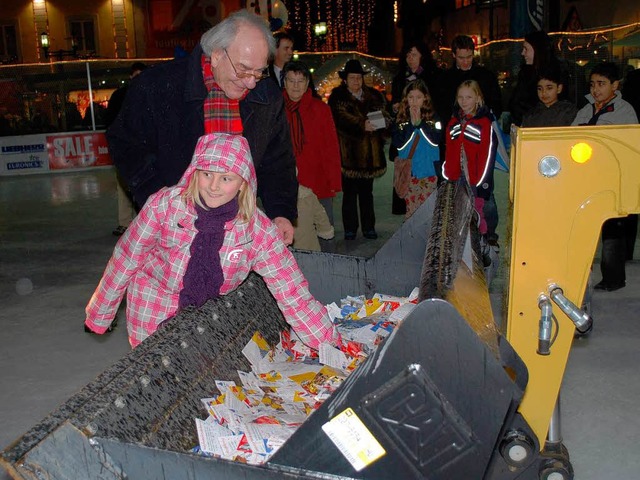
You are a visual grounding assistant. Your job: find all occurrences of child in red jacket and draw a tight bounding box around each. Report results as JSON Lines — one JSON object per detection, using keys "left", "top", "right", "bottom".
{"left": 443, "top": 80, "right": 498, "bottom": 238}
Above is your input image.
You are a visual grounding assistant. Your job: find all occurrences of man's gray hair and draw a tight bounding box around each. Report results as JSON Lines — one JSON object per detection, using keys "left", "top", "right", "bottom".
{"left": 200, "top": 10, "right": 275, "bottom": 57}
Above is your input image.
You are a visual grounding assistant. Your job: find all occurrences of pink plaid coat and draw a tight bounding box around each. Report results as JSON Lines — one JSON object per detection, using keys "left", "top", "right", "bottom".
{"left": 86, "top": 134, "right": 337, "bottom": 348}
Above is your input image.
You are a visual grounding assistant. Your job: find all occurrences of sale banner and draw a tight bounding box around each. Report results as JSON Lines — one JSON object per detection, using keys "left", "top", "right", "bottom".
{"left": 47, "top": 132, "right": 112, "bottom": 170}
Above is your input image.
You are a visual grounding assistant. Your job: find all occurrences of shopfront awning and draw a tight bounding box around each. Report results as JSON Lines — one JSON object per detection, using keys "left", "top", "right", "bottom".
{"left": 614, "top": 29, "right": 640, "bottom": 47}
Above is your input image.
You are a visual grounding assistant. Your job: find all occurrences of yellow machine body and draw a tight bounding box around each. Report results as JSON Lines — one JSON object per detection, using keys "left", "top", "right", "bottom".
{"left": 507, "top": 125, "right": 640, "bottom": 445}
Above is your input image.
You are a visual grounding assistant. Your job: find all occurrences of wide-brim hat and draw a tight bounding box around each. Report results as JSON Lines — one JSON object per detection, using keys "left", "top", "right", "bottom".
{"left": 338, "top": 59, "right": 370, "bottom": 79}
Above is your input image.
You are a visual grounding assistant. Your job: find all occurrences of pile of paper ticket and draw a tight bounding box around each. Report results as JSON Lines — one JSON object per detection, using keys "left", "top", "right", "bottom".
{"left": 193, "top": 289, "right": 418, "bottom": 464}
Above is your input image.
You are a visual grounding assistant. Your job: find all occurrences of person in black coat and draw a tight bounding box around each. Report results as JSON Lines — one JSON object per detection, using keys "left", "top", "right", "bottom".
{"left": 105, "top": 62, "right": 146, "bottom": 236}
{"left": 267, "top": 31, "right": 294, "bottom": 88}
{"left": 105, "top": 62, "right": 147, "bottom": 127}
{"left": 621, "top": 67, "right": 640, "bottom": 261}
{"left": 622, "top": 67, "right": 640, "bottom": 118}
{"left": 508, "top": 30, "right": 567, "bottom": 126}
{"left": 106, "top": 10, "right": 297, "bottom": 244}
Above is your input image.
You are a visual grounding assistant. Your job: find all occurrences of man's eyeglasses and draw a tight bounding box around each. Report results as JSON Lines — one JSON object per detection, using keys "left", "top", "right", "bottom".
{"left": 224, "top": 49, "right": 269, "bottom": 81}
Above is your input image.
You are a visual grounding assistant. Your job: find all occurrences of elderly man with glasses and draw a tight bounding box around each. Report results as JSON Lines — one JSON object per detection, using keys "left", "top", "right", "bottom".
{"left": 107, "top": 10, "right": 297, "bottom": 243}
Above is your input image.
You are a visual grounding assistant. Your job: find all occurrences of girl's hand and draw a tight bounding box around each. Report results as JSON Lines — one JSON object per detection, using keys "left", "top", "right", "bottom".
{"left": 410, "top": 106, "right": 421, "bottom": 123}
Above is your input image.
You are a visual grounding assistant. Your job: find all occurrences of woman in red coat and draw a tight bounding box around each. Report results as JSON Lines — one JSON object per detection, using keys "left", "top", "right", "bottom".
{"left": 283, "top": 61, "right": 342, "bottom": 250}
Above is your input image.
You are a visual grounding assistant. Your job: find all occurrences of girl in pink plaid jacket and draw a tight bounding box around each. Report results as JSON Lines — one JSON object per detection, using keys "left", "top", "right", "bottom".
{"left": 85, "top": 133, "right": 339, "bottom": 348}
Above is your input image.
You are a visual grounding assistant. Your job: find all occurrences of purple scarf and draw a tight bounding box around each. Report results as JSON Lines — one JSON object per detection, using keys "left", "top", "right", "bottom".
{"left": 178, "top": 196, "right": 239, "bottom": 310}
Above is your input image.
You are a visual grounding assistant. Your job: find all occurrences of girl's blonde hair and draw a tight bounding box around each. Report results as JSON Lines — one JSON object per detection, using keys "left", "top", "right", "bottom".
{"left": 456, "top": 80, "right": 485, "bottom": 114}
{"left": 181, "top": 171, "right": 256, "bottom": 222}
{"left": 396, "top": 79, "right": 434, "bottom": 124}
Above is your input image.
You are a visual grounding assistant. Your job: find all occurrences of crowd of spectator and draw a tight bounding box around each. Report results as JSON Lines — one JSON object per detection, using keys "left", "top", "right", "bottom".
{"left": 4, "top": 13, "right": 640, "bottom": 293}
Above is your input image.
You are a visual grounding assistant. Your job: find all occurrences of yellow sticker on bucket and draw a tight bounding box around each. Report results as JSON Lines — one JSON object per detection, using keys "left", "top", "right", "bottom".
{"left": 321, "top": 407, "right": 386, "bottom": 471}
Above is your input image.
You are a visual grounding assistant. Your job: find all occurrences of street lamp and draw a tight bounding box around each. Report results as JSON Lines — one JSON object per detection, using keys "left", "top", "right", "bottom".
{"left": 40, "top": 32, "right": 79, "bottom": 60}
{"left": 314, "top": 22, "right": 327, "bottom": 37}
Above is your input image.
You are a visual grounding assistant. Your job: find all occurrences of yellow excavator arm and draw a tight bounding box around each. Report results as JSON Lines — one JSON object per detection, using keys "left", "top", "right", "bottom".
{"left": 507, "top": 124, "right": 640, "bottom": 444}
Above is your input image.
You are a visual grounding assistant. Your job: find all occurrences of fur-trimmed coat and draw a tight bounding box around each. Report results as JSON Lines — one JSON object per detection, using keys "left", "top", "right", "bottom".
{"left": 328, "top": 83, "right": 388, "bottom": 179}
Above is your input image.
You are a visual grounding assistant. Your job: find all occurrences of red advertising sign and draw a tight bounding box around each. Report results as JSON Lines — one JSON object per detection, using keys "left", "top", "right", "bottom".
{"left": 47, "top": 132, "right": 112, "bottom": 170}
{"left": 145, "top": 0, "right": 230, "bottom": 57}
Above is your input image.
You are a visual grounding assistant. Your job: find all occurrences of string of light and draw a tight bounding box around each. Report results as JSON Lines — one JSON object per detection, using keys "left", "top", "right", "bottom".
{"left": 290, "top": 0, "right": 375, "bottom": 52}
{"left": 463, "top": 21, "right": 640, "bottom": 50}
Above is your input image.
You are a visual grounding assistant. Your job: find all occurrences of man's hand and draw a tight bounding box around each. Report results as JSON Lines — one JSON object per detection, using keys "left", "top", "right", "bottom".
{"left": 274, "top": 217, "right": 294, "bottom": 245}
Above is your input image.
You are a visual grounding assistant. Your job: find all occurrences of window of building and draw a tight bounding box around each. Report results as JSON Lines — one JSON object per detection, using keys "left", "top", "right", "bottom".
{"left": 455, "top": 0, "right": 474, "bottom": 8}
{"left": 68, "top": 17, "right": 97, "bottom": 54}
{"left": 476, "top": 0, "right": 507, "bottom": 9}
{"left": 0, "top": 22, "right": 19, "bottom": 63}
{"left": 456, "top": 0, "right": 507, "bottom": 9}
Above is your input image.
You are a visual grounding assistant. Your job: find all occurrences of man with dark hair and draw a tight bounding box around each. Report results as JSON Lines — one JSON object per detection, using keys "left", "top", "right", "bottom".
{"left": 106, "top": 10, "right": 297, "bottom": 244}
{"left": 434, "top": 35, "right": 503, "bottom": 123}
{"left": 268, "top": 31, "right": 294, "bottom": 88}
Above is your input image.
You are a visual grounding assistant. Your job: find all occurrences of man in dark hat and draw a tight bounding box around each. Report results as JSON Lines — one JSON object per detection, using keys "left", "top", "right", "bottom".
{"left": 328, "top": 59, "right": 388, "bottom": 240}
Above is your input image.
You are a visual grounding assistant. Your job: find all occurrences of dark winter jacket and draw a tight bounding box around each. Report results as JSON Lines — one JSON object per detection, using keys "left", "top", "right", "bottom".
{"left": 391, "top": 66, "right": 440, "bottom": 106}
{"left": 328, "top": 84, "right": 388, "bottom": 179}
{"left": 509, "top": 61, "right": 571, "bottom": 126}
{"left": 522, "top": 100, "right": 578, "bottom": 127}
{"left": 622, "top": 68, "right": 640, "bottom": 117}
{"left": 105, "top": 85, "right": 128, "bottom": 128}
{"left": 508, "top": 65, "right": 539, "bottom": 126}
{"left": 106, "top": 43, "right": 298, "bottom": 221}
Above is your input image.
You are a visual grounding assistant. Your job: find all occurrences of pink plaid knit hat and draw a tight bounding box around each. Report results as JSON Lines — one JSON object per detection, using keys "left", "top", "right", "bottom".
{"left": 179, "top": 133, "right": 257, "bottom": 194}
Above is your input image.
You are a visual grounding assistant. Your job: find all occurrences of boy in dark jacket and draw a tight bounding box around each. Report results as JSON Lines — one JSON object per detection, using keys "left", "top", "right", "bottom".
{"left": 522, "top": 65, "right": 577, "bottom": 127}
